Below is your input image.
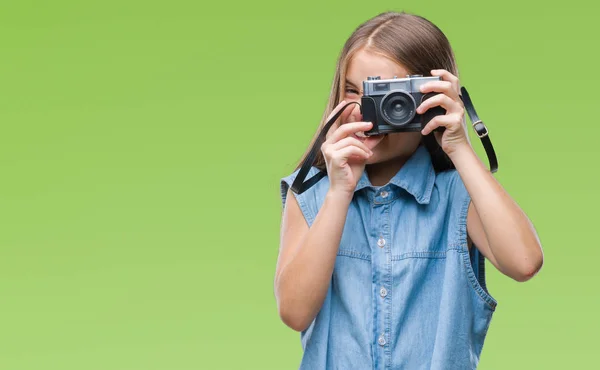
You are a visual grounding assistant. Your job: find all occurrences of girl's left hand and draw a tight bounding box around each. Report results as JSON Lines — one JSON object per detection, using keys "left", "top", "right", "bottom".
{"left": 417, "top": 69, "right": 469, "bottom": 155}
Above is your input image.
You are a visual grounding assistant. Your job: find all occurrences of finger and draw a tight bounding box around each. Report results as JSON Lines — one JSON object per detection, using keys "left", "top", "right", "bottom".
{"left": 417, "top": 93, "right": 462, "bottom": 115}
{"left": 419, "top": 81, "right": 458, "bottom": 100}
{"left": 331, "top": 145, "right": 371, "bottom": 164}
{"left": 322, "top": 142, "right": 371, "bottom": 163}
{"left": 430, "top": 69, "right": 460, "bottom": 94}
{"left": 329, "top": 121, "right": 373, "bottom": 144}
{"left": 430, "top": 69, "right": 459, "bottom": 84}
{"left": 421, "top": 113, "right": 462, "bottom": 136}
{"left": 330, "top": 136, "right": 373, "bottom": 155}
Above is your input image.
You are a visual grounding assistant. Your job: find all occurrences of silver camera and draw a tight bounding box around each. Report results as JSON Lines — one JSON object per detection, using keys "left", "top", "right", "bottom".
{"left": 361, "top": 75, "right": 446, "bottom": 136}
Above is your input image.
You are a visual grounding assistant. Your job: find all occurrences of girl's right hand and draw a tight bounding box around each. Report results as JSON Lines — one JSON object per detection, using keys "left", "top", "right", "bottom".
{"left": 321, "top": 101, "right": 376, "bottom": 196}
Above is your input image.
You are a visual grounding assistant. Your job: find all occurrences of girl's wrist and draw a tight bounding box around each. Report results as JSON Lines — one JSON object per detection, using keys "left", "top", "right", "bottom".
{"left": 446, "top": 142, "right": 476, "bottom": 164}
{"left": 447, "top": 143, "right": 486, "bottom": 175}
{"left": 325, "top": 189, "right": 354, "bottom": 205}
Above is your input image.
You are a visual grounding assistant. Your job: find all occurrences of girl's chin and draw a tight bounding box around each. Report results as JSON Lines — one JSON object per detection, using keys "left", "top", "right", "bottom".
{"left": 365, "top": 156, "right": 379, "bottom": 165}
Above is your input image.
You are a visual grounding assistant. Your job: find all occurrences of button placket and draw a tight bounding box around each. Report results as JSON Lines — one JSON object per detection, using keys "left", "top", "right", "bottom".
{"left": 372, "top": 201, "right": 390, "bottom": 361}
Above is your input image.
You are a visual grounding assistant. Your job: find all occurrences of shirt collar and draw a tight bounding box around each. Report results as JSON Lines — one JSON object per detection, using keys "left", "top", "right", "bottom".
{"left": 355, "top": 144, "right": 436, "bottom": 205}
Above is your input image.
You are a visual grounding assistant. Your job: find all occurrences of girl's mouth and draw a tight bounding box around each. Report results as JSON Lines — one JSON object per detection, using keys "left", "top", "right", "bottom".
{"left": 353, "top": 132, "right": 387, "bottom": 151}
{"left": 354, "top": 131, "right": 367, "bottom": 142}
{"left": 354, "top": 131, "right": 387, "bottom": 141}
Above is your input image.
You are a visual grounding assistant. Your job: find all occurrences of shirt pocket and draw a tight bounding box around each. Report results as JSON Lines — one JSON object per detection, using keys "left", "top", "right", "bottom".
{"left": 335, "top": 203, "right": 373, "bottom": 261}
{"left": 337, "top": 231, "right": 372, "bottom": 261}
{"left": 389, "top": 202, "right": 450, "bottom": 259}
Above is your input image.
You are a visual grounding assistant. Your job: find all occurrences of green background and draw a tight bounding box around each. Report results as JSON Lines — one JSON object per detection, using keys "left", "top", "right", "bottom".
{"left": 0, "top": 0, "right": 597, "bottom": 368}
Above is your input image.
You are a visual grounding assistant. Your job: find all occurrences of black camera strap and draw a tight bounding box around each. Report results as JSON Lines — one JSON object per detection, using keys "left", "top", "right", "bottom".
{"left": 460, "top": 87, "right": 498, "bottom": 173}
{"left": 290, "top": 87, "right": 497, "bottom": 195}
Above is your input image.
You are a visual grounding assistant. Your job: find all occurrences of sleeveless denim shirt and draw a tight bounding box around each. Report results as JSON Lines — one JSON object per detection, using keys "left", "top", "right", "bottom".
{"left": 280, "top": 145, "right": 498, "bottom": 370}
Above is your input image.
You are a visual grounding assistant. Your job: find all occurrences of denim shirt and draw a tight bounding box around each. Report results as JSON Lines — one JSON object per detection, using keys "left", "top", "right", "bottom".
{"left": 280, "top": 145, "right": 498, "bottom": 370}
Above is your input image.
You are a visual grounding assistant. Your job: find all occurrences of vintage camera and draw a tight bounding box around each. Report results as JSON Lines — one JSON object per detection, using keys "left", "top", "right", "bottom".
{"left": 361, "top": 75, "right": 446, "bottom": 136}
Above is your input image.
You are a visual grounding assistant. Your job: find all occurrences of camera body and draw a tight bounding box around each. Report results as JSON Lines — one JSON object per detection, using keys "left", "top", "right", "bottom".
{"left": 360, "top": 75, "right": 446, "bottom": 136}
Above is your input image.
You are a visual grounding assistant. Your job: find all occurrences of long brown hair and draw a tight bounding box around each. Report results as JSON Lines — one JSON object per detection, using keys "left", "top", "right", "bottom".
{"left": 296, "top": 11, "right": 467, "bottom": 172}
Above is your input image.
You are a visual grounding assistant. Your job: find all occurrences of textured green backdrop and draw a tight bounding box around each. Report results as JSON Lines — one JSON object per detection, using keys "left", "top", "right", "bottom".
{"left": 0, "top": 0, "right": 598, "bottom": 369}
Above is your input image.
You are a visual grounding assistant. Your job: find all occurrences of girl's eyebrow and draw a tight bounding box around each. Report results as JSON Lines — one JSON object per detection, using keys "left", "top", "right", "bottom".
{"left": 345, "top": 79, "right": 359, "bottom": 88}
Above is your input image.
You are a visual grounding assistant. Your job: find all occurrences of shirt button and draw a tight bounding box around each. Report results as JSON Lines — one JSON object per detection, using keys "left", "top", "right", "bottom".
{"left": 380, "top": 191, "right": 388, "bottom": 198}
{"left": 377, "top": 238, "right": 386, "bottom": 248}
{"left": 378, "top": 334, "right": 386, "bottom": 346}
{"left": 380, "top": 287, "right": 388, "bottom": 298}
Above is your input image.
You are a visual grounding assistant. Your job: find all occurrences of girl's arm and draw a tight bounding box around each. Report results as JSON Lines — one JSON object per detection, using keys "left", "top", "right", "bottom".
{"left": 450, "top": 145, "right": 544, "bottom": 282}
{"left": 275, "top": 117, "right": 376, "bottom": 332}
{"left": 274, "top": 189, "right": 352, "bottom": 332}
{"left": 418, "top": 69, "right": 544, "bottom": 282}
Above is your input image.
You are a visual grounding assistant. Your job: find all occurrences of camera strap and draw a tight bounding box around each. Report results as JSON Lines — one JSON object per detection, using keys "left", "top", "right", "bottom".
{"left": 460, "top": 87, "right": 498, "bottom": 173}
{"left": 290, "top": 87, "right": 497, "bottom": 195}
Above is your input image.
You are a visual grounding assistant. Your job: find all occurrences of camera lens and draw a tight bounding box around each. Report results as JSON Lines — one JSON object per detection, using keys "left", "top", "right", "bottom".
{"left": 381, "top": 91, "right": 416, "bottom": 126}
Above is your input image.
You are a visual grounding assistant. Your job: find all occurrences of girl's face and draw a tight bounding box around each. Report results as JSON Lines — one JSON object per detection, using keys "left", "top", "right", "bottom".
{"left": 340, "top": 49, "right": 422, "bottom": 165}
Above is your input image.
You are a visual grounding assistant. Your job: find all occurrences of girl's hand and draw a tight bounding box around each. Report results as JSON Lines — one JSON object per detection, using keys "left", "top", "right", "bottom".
{"left": 417, "top": 69, "right": 470, "bottom": 155}
{"left": 321, "top": 101, "right": 381, "bottom": 196}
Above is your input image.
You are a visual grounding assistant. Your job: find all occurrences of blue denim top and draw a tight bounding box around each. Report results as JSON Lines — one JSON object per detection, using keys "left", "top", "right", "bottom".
{"left": 280, "top": 144, "right": 498, "bottom": 369}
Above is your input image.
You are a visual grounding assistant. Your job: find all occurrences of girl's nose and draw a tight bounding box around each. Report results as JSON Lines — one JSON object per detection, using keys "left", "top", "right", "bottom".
{"left": 349, "top": 104, "right": 363, "bottom": 122}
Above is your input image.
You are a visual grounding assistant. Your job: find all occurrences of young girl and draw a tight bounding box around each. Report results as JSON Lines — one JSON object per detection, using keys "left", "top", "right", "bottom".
{"left": 274, "top": 11, "right": 543, "bottom": 369}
